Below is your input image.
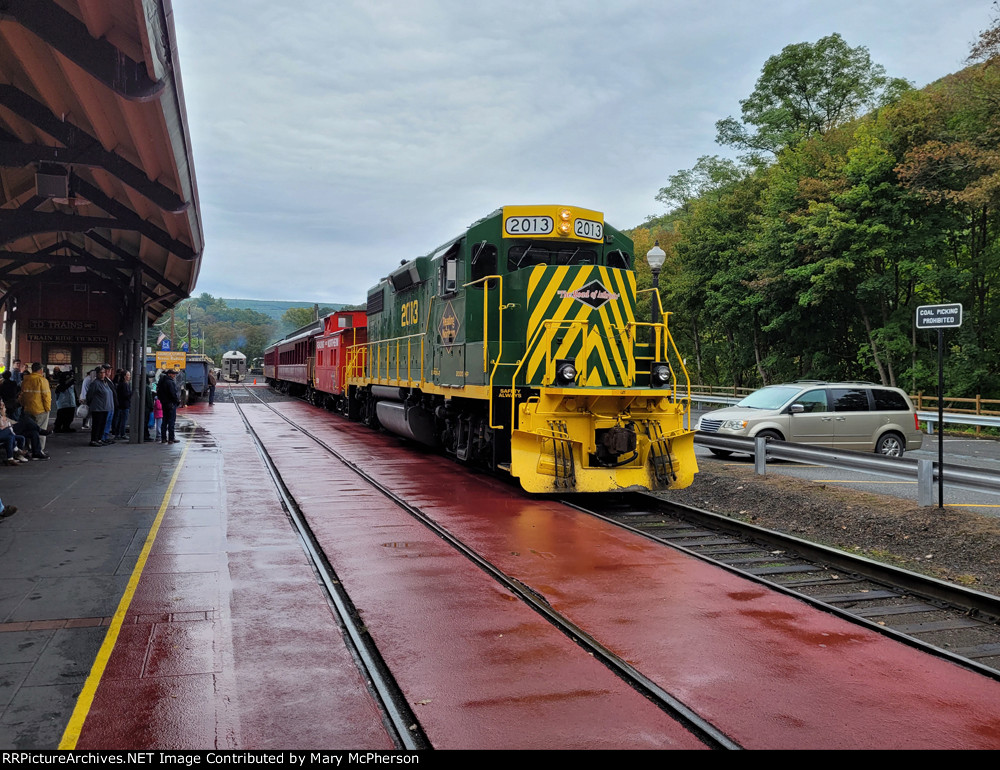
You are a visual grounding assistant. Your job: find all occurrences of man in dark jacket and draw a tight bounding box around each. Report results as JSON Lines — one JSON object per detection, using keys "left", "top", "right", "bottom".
{"left": 157, "top": 369, "right": 180, "bottom": 444}
{"left": 0, "top": 371, "right": 18, "bottom": 415}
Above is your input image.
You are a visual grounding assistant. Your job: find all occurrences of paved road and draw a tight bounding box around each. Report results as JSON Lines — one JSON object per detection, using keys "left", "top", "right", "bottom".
{"left": 689, "top": 409, "right": 1000, "bottom": 513}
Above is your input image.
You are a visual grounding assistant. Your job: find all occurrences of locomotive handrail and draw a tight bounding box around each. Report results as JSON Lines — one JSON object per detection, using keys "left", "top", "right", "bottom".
{"left": 463, "top": 274, "right": 504, "bottom": 377}
{"left": 635, "top": 288, "right": 669, "bottom": 358}
{"left": 633, "top": 317, "right": 692, "bottom": 415}
{"left": 509, "top": 317, "right": 600, "bottom": 432}
{"left": 355, "top": 331, "right": 427, "bottom": 386}
{"left": 464, "top": 274, "right": 509, "bottom": 430}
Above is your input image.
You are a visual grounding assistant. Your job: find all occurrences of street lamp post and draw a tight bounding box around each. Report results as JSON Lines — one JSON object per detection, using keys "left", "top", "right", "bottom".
{"left": 645, "top": 241, "right": 666, "bottom": 326}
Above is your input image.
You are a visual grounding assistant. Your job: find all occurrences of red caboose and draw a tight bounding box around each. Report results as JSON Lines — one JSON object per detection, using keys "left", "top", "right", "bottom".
{"left": 314, "top": 310, "right": 367, "bottom": 409}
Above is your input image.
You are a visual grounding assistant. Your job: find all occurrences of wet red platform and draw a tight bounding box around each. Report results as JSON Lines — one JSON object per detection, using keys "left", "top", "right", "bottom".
{"left": 70, "top": 396, "right": 1000, "bottom": 749}
{"left": 256, "top": 401, "right": 1000, "bottom": 750}
{"left": 70, "top": 402, "right": 393, "bottom": 750}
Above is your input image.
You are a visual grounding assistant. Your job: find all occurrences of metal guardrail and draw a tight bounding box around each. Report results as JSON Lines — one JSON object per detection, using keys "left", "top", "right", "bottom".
{"left": 689, "top": 394, "right": 1000, "bottom": 432}
{"left": 695, "top": 433, "right": 1000, "bottom": 507}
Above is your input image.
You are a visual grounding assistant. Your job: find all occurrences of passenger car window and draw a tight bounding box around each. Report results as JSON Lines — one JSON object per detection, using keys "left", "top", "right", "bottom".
{"left": 831, "top": 388, "right": 870, "bottom": 412}
{"left": 794, "top": 389, "right": 828, "bottom": 413}
{"left": 872, "top": 389, "right": 909, "bottom": 410}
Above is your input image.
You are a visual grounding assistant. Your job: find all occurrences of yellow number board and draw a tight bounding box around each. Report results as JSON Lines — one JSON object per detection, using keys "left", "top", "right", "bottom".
{"left": 502, "top": 205, "right": 605, "bottom": 242}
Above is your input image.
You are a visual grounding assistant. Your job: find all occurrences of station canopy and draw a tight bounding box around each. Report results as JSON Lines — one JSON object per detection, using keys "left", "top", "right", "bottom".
{"left": 0, "top": 0, "right": 203, "bottom": 320}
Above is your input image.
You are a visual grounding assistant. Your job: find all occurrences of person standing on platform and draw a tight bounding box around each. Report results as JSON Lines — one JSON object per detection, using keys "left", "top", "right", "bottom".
{"left": 10, "top": 359, "right": 22, "bottom": 387}
{"left": 157, "top": 369, "right": 180, "bottom": 444}
{"left": 102, "top": 365, "right": 117, "bottom": 443}
{"left": 153, "top": 395, "right": 163, "bottom": 440}
{"left": 85, "top": 367, "right": 114, "bottom": 447}
{"left": 113, "top": 371, "right": 132, "bottom": 439}
{"left": 79, "top": 367, "right": 97, "bottom": 429}
{"left": 53, "top": 368, "right": 77, "bottom": 432}
{"left": 19, "top": 363, "right": 51, "bottom": 453}
{"left": 144, "top": 374, "right": 155, "bottom": 442}
{"left": 207, "top": 368, "right": 217, "bottom": 406}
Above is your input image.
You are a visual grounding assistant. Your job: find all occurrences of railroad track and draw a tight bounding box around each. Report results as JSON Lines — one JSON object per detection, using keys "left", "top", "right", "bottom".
{"left": 234, "top": 384, "right": 740, "bottom": 750}
{"left": 230, "top": 386, "right": 428, "bottom": 750}
{"left": 564, "top": 493, "right": 1000, "bottom": 680}
{"left": 246, "top": 379, "right": 1000, "bottom": 679}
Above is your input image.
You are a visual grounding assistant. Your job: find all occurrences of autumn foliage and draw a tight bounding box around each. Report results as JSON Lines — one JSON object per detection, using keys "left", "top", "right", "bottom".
{"left": 636, "top": 16, "right": 1000, "bottom": 398}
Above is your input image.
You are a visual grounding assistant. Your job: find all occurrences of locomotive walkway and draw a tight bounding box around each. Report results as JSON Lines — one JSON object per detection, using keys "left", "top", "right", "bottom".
{"left": 4, "top": 387, "right": 1000, "bottom": 749}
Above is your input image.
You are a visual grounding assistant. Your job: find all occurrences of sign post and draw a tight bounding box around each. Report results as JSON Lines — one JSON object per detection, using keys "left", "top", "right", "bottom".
{"left": 915, "top": 303, "right": 963, "bottom": 508}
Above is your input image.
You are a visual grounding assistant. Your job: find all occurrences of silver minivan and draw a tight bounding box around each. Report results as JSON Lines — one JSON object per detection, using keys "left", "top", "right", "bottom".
{"left": 697, "top": 381, "right": 923, "bottom": 457}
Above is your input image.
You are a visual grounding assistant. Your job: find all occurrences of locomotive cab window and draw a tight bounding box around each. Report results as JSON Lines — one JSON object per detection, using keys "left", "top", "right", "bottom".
{"left": 506, "top": 243, "right": 597, "bottom": 271}
{"left": 470, "top": 242, "right": 498, "bottom": 283}
{"left": 607, "top": 249, "right": 631, "bottom": 270}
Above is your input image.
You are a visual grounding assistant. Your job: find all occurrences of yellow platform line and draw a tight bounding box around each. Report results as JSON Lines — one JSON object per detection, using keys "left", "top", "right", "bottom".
{"left": 59, "top": 440, "right": 192, "bottom": 750}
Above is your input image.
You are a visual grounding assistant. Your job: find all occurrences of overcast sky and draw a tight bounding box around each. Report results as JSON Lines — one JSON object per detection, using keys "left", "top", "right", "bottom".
{"left": 171, "top": 0, "right": 992, "bottom": 304}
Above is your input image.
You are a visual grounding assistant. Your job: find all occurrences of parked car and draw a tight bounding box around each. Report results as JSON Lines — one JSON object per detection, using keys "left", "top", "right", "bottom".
{"left": 697, "top": 381, "right": 923, "bottom": 457}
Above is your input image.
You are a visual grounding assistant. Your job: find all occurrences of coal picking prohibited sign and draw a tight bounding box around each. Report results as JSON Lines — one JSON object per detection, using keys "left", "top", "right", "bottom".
{"left": 916, "top": 303, "right": 963, "bottom": 329}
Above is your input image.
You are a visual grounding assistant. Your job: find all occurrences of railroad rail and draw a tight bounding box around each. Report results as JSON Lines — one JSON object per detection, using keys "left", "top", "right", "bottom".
{"left": 230, "top": 389, "right": 429, "bottom": 750}
{"left": 235, "top": 384, "right": 739, "bottom": 749}
{"left": 563, "top": 493, "right": 1000, "bottom": 680}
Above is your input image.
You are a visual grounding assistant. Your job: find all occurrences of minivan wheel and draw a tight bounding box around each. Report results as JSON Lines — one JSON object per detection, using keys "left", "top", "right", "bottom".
{"left": 876, "top": 433, "right": 905, "bottom": 457}
{"left": 756, "top": 430, "right": 783, "bottom": 442}
{"left": 709, "top": 448, "right": 733, "bottom": 458}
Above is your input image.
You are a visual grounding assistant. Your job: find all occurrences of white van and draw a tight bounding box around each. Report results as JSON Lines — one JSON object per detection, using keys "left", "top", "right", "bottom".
{"left": 697, "top": 381, "right": 923, "bottom": 457}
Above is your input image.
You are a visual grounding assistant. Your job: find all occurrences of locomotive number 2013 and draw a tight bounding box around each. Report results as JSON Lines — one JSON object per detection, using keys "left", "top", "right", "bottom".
{"left": 574, "top": 218, "right": 603, "bottom": 240}
{"left": 401, "top": 299, "right": 419, "bottom": 327}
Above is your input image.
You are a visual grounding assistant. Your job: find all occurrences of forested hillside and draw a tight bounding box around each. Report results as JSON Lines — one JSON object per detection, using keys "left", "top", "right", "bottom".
{"left": 631, "top": 17, "right": 1000, "bottom": 397}
{"left": 150, "top": 294, "right": 367, "bottom": 364}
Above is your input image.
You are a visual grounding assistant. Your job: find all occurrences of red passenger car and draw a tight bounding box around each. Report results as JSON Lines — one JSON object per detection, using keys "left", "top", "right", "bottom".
{"left": 264, "top": 311, "right": 367, "bottom": 411}
{"left": 264, "top": 318, "right": 321, "bottom": 394}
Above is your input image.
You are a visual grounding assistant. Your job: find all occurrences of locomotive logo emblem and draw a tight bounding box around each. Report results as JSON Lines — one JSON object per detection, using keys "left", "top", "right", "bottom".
{"left": 557, "top": 280, "right": 619, "bottom": 310}
{"left": 439, "top": 301, "right": 460, "bottom": 346}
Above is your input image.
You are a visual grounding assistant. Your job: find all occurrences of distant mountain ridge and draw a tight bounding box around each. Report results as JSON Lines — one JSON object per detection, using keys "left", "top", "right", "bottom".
{"left": 222, "top": 298, "right": 346, "bottom": 321}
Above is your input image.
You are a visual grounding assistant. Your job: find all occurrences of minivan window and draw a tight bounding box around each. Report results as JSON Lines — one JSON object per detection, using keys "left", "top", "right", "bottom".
{"left": 794, "top": 389, "right": 829, "bottom": 413}
{"left": 872, "top": 389, "right": 909, "bottom": 410}
{"left": 736, "top": 386, "right": 801, "bottom": 410}
{"left": 831, "top": 388, "right": 870, "bottom": 412}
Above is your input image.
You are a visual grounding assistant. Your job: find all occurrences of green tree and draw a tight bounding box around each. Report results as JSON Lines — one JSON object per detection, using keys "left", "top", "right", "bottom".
{"left": 715, "top": 33, "right": 909, "bottom": 155}
{"left": 655, "top": 156, "right": 744, "bottom": 214}
{"left": 281, "top": 307, "right": 317, "bottom": 330}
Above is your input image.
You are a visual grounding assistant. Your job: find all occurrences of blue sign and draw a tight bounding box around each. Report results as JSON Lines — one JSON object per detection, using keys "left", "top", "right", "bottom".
{"left": 161, "top": 339, "right": 171, "bottom": 351}
{"left": 181, "top": 342, "right": 189, "bottom": 352}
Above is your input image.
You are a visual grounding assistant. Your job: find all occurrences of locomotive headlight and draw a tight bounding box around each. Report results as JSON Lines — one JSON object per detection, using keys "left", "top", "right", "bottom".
{"left": 559, "top": 208, "right": 572, "bottom": 221}
{"left": 649, "top": 361, "right": 672, "bottom": 388}
{"left": 559, "top": 222, "right": 571, "bottom": 235}
{"left": 555, "top": 359, "right": 577, "bottom": 386}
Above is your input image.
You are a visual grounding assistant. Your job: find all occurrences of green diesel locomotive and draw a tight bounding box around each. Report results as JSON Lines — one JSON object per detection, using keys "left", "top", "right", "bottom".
{"left": 346, "top": 204, "right": 697, "bottom": 494}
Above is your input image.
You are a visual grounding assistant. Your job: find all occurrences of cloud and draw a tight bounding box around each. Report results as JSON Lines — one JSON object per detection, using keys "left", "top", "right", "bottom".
{"left": 172, "top": 0, "right": 990, "bottom": 303}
